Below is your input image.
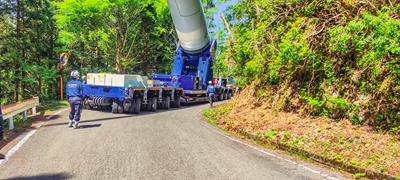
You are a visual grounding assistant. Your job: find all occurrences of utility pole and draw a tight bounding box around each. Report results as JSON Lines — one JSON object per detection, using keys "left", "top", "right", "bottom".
{"left": 60, "top": 64, "right": 64, "bottom": 100}
{"left": 59, "top": 53, "right": 69, "bottom": 101}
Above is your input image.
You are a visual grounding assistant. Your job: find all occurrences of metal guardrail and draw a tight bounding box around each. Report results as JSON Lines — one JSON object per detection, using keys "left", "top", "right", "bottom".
{"left": 1, "top": 97, "right": 39, "bottom": 130}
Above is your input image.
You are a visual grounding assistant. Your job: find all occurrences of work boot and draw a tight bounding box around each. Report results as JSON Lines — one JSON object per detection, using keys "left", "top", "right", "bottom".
{"left": 0, "top": 153, "right": 5, "bottom": 159}
{"left": 68, "top": 120, "right": 73, "bottom": 128}
{"left": 73, "top": 121, "right": 79, "bottom": 129}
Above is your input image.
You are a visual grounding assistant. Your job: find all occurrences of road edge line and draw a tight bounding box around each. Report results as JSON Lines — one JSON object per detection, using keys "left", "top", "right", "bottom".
{"left": 0, "top": 108, "right": 68, "bottom": 165}
{"left": 197, "top": 109, "right": 343, "bottom": 180}
{"left": 199, "top": 107, "right": 399, "bottom": 180}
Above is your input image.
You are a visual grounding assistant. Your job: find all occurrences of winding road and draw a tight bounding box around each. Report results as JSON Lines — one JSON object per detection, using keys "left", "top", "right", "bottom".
{"left": 0, "top": 103, "right": 346, "bottom": 180}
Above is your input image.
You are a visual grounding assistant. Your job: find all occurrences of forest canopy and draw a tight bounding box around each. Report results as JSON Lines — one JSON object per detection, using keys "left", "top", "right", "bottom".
{"left": 0, "top": 0, "right": 176, "bottom": 104}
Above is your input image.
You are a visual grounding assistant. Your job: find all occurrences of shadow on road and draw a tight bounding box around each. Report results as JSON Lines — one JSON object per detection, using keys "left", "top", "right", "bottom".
{"left": 78, "top": 124, "right": 102, "bottom": 129}
{"left": 7, "top": 172, "right": 72, "bottom": 180}
{"left": 44, "top": 116, "right": 133, "bottom": 128}
{"left": 43, "top": 114, "right": 61, "bottom": 120}
{"left": 42, "top": 101, "right": 214, "bottom": 128}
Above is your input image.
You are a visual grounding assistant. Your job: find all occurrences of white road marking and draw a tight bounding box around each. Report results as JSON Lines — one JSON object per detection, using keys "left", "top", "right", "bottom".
{"left": 0, "top": 130, "right": 37, "bottom": 165}
{"left": 0, "top": 108, "right": 68, "bottom": 165}
{"left": 198, "top": 109, "right": 342, "bottom": 180}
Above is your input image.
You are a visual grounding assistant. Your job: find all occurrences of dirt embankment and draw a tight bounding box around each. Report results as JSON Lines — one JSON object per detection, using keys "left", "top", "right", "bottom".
{"left": 204, "top": 87, "right": 400, "bottom": 178}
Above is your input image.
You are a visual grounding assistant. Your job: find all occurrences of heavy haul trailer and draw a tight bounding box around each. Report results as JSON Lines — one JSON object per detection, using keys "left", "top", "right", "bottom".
{"left": 82, "top": 73, "right": 183, "bottom": 114}
{"left": 152, "top": 0, "right": 235, "bottom": 103}
{"left": 213, "top": 78, "right": 235, "bottom": 101}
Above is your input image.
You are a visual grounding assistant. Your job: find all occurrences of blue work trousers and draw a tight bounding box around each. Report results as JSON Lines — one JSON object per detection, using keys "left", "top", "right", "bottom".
{"left": 68, "top": 97, "right": 82, "bottom": 121}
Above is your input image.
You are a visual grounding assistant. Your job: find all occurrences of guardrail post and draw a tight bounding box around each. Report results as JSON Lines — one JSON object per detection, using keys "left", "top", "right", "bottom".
{"left": 8, "top": 116, "right": 14, "bottom": 130}
{"left": 32, "top": 107, "right": 37, "bottom": 115}
{"left": 22, "top": 111, "right": 27, "bottom": 122}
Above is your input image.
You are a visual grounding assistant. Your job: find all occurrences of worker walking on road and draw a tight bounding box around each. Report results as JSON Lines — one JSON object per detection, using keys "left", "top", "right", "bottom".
{"left": 66, "top": 70, "right": 83, "bottom": 129}
{"left": 207, "top": 81, "right": 216, "bottom": 107}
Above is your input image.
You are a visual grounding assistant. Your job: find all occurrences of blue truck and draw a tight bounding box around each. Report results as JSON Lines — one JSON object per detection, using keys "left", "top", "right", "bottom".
{"left": 152, "top": 0, "right": 235, "bottom": 103}
{"left": 81, "top": 0, "right": 235, "bottom": 113}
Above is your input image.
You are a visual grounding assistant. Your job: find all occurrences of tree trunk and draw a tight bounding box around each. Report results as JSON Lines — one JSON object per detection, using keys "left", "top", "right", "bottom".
{"left": 14, "top": 0, "right": 22, "bottom": 102}
{"left": 115, "top": 32, "right": 124, "bottom": 73}
{"left": 115, "top": 48, "right": 124, "bottom": 73}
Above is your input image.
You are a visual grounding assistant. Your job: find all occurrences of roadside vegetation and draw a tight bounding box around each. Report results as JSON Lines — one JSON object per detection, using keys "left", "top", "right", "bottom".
{"left": 216, "top": 0, "right": 399, "bottom": 129}
{"left": 204, "top": 93, "right": 400, "bottom": 177}
{"left": 207, "top": 0, "right": 400, "bottom": 177}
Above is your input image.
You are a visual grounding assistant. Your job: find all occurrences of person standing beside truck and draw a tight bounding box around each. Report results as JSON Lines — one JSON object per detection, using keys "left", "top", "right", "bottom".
{"left": 207, "top": 81, "right": 216, "bottom": 107}
{"left": 66, "top": 70, "right": 83, "bottom": 129}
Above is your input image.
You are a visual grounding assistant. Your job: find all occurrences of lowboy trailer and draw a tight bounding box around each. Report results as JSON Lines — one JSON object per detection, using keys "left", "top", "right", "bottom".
{"left": 82, "top": 73, "right": 183, "bottom": 114}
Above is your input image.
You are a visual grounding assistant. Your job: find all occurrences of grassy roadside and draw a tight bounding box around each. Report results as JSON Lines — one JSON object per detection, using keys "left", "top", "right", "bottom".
{"left": 203, "top": 101, "right": 400, "bottom": 179}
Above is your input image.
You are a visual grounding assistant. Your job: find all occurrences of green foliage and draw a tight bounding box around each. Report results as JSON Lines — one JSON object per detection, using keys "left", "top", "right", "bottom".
{"left": 203, "top": 103, "right": 233, "bottom": 125}
{"left": 354, "top": 173, "right": 366, "bottom": 178}
{"left": 0, "top": 0, "right": 60, "bottom": 104}
{"left": 263, "top": 129, "right": 278, "bottom": 139}
{"left": 389, "top": 126, "right": 400, "bottom": 135}
{"left": 219, "top": 0, "right": 400, "bottom": 129}
{"left": 52, "top": 0, "right": 175, "bottom": 74}
{"left": 0, "top": 0, "right": 176, "bottom": 105}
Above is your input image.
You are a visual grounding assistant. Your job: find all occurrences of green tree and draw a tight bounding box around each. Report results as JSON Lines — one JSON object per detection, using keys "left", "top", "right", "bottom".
{"left": 53, "top": 0, "right": 175, "bottom": 74}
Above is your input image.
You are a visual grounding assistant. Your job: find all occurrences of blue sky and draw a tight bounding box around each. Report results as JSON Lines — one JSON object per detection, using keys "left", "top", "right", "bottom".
{"left": 209, "top": 0, "right": 240, "bottom": 34}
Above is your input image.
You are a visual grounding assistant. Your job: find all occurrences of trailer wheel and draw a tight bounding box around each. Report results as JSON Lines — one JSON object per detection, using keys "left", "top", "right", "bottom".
{"left": 146, "top": 98, "right": 151, "bottom": 111}
{"left": 111, "top": 101, "right": 123, "bottom": 114}
{"left": 117, "top": 103, "right": 123, "bottom": 113}
{"left": 224, "top": 92, "right": 228, "bottom": 100}
{"left": 111, "top": 102, "right": 118, "bottom": 113}
{"left": 128, "top": 101, "right": 135, "bottom": 114}
{"left": 165, "top": 96, "right": 171, "bottom": 110}
{"left": 84, "top": 103, "right": 92, "bottom": 110}
{"left": 133, "top": 98, "right": 141, "bottom": 114}
{"left": 172, "top": 96, "right": 181, "bottom": 108}
{"left": 152, "top": 97, "right": 158, "bottom": 112}
{"left": 218, "top": 93, "right": 223, "bottom": 101}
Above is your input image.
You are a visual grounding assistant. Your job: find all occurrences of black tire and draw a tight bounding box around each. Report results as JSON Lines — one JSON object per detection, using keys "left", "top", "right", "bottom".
{"left": 165, "top": 96, "right": 171, "bottom": 110}
{"left": 146, "top": 98, "right": 152, "bottom": 111}
{"left": 172, "top": 96, "right": 181, "bottom": 108}
{"left": 112, "top": 101, "right": 123, "bottom": 114}
{"left": 161, "top": 96, "right": 167, "bottom": 109}
{"left": 134, "top": 98, "right": 141, "bottom": 114}
{"left": 111, "top": 102, "right": 118, "bottom": 113}
{"left": 160, "top": 98, "right": 165, "bottom": 109}
{"left": 128, "top": 100, "right": 135, "bottom": 114}
{"left": 84, "top": 103, "right": 91, "bottom": 110}
{"left": 218, "top": 94, "right": 223, "bottom": 101}
{"left": 117, "top": 102, "right": 124, "bottom": 114}
{"left": 150, "top": 97, "right": 157, "bottom": 112}
{"left": 227, "top": 92, "right": 232, "bottom": 99}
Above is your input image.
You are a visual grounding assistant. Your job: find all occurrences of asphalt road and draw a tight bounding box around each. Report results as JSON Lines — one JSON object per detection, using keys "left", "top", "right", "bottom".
{"left": 0, "top": 103, "right": 346, "bottom": 180}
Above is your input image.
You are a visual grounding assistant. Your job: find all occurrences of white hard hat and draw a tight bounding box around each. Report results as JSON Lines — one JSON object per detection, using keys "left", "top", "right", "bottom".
{"left": 70, "top": 70, "right": 80, "bottom": 79}
{"left": 208, "top": 81, "right": 212, "bottom": 84}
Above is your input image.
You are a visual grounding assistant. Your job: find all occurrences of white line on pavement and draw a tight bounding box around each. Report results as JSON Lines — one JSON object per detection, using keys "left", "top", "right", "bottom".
{"left": 0, "top": 130, "right": 37, "bottom": 165}
{"left": 0, "top": 108, "right": 68, "bottom": 165}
